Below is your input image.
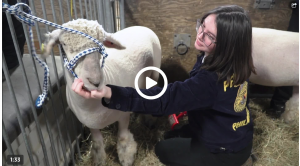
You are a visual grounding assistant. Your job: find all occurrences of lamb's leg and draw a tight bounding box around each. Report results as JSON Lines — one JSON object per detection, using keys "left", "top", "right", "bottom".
{"left": 282, "top": 86, "right": 299, "bottom": 123}
{"left": 117, "top": 113, "right": 137, "bottom": 166}
{"left": 90, "top": 128, "right": 106, "bottom": 166}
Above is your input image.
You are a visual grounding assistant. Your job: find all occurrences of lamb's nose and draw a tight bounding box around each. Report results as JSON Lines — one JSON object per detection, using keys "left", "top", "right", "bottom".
{"left": 88, "top": 78, "right": 100, "bottom": 87}
{"left": 93, "top": 83, "right": 100, "bottom": 87}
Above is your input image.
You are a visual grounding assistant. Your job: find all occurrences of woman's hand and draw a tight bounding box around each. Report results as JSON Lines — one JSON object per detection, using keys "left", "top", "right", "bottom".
{"left": 72, "top": 78, "right": 112, "bottom": 99}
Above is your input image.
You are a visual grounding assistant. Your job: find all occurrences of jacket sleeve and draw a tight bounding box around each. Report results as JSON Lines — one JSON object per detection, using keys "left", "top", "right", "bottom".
{"left": 102, "top": 70, "right": 218, "bottom": 115}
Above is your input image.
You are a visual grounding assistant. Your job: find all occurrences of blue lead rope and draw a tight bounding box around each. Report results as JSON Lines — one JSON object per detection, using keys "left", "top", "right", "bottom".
{"left": 3, "top": 2, "right": 109, "bottom": 108}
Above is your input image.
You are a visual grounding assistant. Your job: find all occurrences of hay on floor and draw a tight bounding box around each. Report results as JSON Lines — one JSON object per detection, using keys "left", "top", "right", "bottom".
{"left": 76, "top": 98, "right": 299, "bottom": 166}
{"left": 249, "top": 99, "right": 299, "bottom": 166}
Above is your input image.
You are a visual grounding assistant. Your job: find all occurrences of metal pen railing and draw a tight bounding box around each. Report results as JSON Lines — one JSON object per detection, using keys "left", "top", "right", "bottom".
{"left": 2, "top": 0, "right": 125, "bottom": 165}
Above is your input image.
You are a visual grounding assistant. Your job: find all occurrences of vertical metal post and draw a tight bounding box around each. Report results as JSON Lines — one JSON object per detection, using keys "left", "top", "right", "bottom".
{"left": 2, "top": 53, "right": 36, "bottom": 166}
{"left": 97, "top": 0, "right": 105, "bottom": 26}
{"left": 89, "top": 0, "right": 93, "bottom": 20}
{"left": 28, "top": 0, "right": 43, "bottom": 53}
{"left": 79, "top": 0, "right": 84, "bottom": 18}
{"left": 66, "top": 0, "right": 73, "bottom": 20}
{"left": 58, "top": 0, "right": 65, "bottom": 24}
{"left": 93, "top": 0, "right": 98, "bottom": 21}
{"left": 3, "top": 122, "right": 17, "bottom": 166}
{"left": 104, "top": 0, "right": 113, "bottom": 32}
{"left": 110, "top": 1, "right": 115, "bottom": 32}
{"left": 120, "top": 0, "right": 125, "bottom": 29}
{"left": 114, "top": 0, "right": 118, "bottom": 31}
{"left": 84, "top": 0, "right": 89, "bottom": 19}
{"left": 73, "top": 0, "right": 78, "bottom": 19}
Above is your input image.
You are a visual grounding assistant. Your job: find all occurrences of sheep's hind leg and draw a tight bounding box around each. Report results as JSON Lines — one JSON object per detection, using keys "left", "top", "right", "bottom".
{"left": 90, "top": 128, "right": 106, "bottom": 166}
{"left": 282, "top": 86, "right": 299, "bottom": 123}
{"left": 117, "top": 113, "right": 137, "bottom": 166}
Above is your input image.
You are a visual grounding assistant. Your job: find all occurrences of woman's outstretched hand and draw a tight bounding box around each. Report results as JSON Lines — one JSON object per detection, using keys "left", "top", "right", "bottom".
{"left": 72, "top": 78, "right": 112, "bottom": 99}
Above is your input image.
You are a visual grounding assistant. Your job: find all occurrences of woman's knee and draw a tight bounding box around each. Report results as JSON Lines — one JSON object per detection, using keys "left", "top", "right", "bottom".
{"left": 155, "top": 140, "right": 173, "bottom": 165}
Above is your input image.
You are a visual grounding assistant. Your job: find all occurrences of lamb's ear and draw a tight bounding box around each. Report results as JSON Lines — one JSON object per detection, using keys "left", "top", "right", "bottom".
{"left": 43, "top": 29, "right": 62, "bottom": 57}
{"left": 103, "top": 35, "right": 126, "bottom": 50}
{"left": 96, "top": 25, "right": 126, "bottom": 49}
{"left": 102, "top": 34, "right": 126, "bottom": 49}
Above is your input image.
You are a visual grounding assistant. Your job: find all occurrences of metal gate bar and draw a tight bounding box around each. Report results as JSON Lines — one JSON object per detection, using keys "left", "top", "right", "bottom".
{"left": 84, "top": 0, "right": 89, "bottom": 20}
{"left": 120, "top": 0, "right": 125, "bottom": 29}
{"left": 2, "top": 53, "right": 36, "bottom": 166}
{"left": 79, "top": 0, "right": 84, "bottom": 18}
{"left": 93, "top": 0, "right": 97, "bottom": 20}
{"left": 73, "top": 0, "right": 78, "bottom": 19}
{"left": 3, "top": 122, "right": 17, "bottom": 166}
{"left": 66, "top": 0, "right": 72, "bottom": 21}
{"left": 97, "top": 0, "right": 105, "bottom": 25}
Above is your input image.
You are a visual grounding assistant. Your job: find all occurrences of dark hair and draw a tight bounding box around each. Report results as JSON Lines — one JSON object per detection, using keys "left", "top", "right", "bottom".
{"left": 200, "top": 5, "right": 256, "bottom": 85}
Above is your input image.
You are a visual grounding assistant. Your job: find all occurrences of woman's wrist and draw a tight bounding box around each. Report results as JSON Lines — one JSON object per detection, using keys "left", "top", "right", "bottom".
{"left": 105, "top": 86, "right": 112, "bottom": 99}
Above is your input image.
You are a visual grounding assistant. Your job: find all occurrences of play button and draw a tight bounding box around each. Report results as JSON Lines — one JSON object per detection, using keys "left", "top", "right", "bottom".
{"left": 146, "top": 77, "right": 157, "bottom": 89}
{"left": 135, "top": 66, "right": 168, "bottom": 100}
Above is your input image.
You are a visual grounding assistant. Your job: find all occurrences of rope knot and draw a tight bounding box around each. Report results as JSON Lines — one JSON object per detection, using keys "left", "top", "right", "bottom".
{"left": 2, "top": 2, "right": 35, "bottom": 26}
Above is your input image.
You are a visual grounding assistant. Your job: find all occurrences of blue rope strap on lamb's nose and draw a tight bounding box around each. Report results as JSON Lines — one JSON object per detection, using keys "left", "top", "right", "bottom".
{"left": 3, "top": 2, "right": 109, "bottom": 108}
{"left": 61, "top": 46, "right": 101, "bottom": 78}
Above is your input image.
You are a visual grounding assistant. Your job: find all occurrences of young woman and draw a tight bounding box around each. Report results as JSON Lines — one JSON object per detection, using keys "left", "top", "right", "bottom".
{"left": 72, "top": 5, "right": 256, "bottom": 166}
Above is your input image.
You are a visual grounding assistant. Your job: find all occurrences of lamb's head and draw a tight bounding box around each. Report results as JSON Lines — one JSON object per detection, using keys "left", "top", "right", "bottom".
{"left": 43, "top": 19, "right": 124, "bottom": 91}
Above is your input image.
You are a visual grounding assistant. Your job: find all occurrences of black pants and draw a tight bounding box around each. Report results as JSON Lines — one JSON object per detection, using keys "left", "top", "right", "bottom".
{"left": 271, "top": 86, "right": 293, "bottom": 107}
{"left": 155, "top": 125, "right": 252, "bottom": 166}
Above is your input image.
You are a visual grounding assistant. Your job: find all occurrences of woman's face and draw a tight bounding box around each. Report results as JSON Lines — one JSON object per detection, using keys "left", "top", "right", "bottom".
{"left": 194, "top": 14, "right": 217, "bottom": 54}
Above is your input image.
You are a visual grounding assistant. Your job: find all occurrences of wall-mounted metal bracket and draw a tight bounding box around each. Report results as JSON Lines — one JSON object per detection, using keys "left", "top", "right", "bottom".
{"left": 173, "top": 33, "right": 191, "bottom": 55}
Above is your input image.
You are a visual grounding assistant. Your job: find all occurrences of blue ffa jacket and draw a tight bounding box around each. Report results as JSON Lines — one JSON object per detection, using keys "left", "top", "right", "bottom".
{"left": 103, "top": 54, "right": 253, "bottom": 153}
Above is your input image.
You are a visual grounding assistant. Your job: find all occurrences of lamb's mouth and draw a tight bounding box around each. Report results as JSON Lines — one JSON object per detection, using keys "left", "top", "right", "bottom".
{"left": 82, "top": 85, "right": 90, "bottom": 91}
{"left": 82, "top": 84, "right": 99, "bottom": 91}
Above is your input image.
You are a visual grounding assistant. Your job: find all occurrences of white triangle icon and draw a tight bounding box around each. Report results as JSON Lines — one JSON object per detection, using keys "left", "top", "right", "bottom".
{"left": 146, "top": 77, "right": 157, "bottom": 89}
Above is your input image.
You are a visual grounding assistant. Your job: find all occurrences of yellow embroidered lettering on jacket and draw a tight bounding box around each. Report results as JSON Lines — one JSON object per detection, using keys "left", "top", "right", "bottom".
{"left": 232, "top": 107, "right": 250, "bottom": 131}
{"left": 223, "top": 75, "right": 240, "bottom": 92}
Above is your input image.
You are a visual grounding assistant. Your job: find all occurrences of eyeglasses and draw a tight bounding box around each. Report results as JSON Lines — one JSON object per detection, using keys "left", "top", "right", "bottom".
{"left": 196, "top": 19, "right": 217, "bottom": 47}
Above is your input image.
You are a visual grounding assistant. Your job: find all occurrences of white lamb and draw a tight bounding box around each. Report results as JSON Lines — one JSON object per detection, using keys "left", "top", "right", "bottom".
{"left": 250, "top": 27, "right": 299, "bottom": 123}
{"left": 43, "top": 19, "right": 161, "bottom": 166}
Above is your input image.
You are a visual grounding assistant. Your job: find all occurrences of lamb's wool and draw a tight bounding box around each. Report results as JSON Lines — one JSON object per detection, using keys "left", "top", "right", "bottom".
{"left": 44, "top": 20, "right": 162, "bottom": 166}
{"left": 60, "top": 19, "right": 107, "bottom": 53}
